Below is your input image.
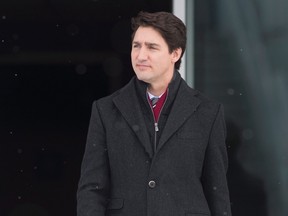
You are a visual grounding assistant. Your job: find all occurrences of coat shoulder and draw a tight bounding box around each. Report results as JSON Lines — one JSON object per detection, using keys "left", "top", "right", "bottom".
{"left": 182, "top": 81, "right": 223, "bottom": 117}
{"left": 182, "top": 80, "right": 221, "bottom": 105}
{"left": 92, "top": 77, "right": 136, "bottom": 111}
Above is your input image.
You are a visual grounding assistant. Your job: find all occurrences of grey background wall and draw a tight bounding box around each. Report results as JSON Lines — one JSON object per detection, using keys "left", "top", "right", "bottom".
{"left": 194, "top": 0, "right": 288, "bottom": 215}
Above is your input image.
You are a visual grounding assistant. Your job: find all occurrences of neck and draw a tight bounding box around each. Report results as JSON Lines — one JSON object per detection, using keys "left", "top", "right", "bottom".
{"left": 147, "top": 83, "right": 167, "bottom": 96}
{"left": 148, "top": 71, "right": 174, "bottom": 96}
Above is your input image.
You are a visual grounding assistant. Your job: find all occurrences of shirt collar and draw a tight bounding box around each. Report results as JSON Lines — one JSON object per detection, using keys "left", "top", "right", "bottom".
{"left": 147, "top": 90, "right": 166, "bottom": 99}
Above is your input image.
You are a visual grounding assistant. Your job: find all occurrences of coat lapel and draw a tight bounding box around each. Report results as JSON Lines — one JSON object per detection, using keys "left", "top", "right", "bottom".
{"left": 113, "top": 79, "right": 154, "bottom": 158}
{"left": 157, "top": 82, "right": 201, "bottom": 153}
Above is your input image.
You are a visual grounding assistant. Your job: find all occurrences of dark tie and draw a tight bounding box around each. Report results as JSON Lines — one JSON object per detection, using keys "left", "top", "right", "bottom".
{"left": 151, "top": 97, "right": 159, "bottom": 108}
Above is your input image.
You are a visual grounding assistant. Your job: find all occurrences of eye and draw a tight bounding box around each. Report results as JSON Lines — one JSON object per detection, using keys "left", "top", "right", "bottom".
{"left": 147, "top": 44, "right": 159, "bottom": 50}
{"left": 132, "top": 43, "right": 140, "bottom": 48}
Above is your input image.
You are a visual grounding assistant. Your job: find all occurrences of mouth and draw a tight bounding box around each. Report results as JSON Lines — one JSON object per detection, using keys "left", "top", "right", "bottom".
{"left": 136, "top": 64, "right": 150, "bottom": 69}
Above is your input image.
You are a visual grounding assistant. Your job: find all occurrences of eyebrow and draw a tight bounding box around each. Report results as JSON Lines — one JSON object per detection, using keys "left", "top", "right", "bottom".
{"left": 145, "top": 42, "right": 160, "bottom": 47}
{"left": 132, "top": 41, "right": 160, "bottom": 47}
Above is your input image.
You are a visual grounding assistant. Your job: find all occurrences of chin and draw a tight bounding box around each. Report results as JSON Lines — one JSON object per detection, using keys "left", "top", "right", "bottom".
{"left": 136, "top": 74, "right": 151, "bottom": 83}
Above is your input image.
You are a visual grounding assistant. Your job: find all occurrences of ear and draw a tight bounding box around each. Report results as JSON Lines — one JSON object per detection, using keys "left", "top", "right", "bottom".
{"left": 171, "top": 48, "right": 182, "bottom": 63}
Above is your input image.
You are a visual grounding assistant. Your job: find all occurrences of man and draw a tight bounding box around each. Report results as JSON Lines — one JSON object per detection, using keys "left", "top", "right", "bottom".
{"left": 77, "top": 11, "right": 231, "bottom": 216}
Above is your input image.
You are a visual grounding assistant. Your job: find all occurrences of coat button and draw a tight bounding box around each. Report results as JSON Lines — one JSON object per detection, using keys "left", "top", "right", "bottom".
{"left": 148, "top": 180, "right": 156, "bottom": 188}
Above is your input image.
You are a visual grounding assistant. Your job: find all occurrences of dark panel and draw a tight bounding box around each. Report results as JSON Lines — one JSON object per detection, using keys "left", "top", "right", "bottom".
{"left": 0, "top": 1, "right": 172, "bottom": 216}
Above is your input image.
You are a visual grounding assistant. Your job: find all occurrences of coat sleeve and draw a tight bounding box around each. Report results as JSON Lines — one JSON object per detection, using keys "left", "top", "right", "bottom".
{"left": 77, "top": 101, "right": 110, "bottom": 216}
{"left": 201, "top": 104, "right": 232, "bottom": 216}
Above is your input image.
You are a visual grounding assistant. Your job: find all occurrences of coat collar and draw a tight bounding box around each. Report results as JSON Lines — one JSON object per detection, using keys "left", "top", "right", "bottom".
{"left": 157, "top": 80, "right": 201, "bottom": 152}
{"left": 113, "top": 77, "right": 154, "bottom": 158}
{"left": 113, "top": 71, "right": 201, "bottom": 158}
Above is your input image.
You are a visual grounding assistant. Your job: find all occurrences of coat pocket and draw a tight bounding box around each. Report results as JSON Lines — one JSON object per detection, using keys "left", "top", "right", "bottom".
{"left": 107, "top": 198, "right": 124, "bottom": 210}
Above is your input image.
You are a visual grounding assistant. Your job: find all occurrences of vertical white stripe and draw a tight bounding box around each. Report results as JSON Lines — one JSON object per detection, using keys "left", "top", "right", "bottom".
{"left": 173, "top": 0, "right": 186, "bottom": 80}
{"left": 186, "top": 0, "right": 195, "bottom": 87}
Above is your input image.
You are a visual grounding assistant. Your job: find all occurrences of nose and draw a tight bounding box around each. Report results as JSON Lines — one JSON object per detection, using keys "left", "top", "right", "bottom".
{"left": 137, "top": 47, "right": 148, "bottom": 61}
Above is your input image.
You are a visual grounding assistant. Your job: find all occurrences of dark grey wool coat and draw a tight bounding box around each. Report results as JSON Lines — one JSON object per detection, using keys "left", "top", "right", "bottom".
{"left": 77, "top": 71, "right": 231, "bottom": 216}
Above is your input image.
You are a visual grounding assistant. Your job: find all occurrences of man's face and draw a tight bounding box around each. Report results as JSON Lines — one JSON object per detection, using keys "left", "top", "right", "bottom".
{"left": 131, "top": 26, "right": 179, "bottom": 87}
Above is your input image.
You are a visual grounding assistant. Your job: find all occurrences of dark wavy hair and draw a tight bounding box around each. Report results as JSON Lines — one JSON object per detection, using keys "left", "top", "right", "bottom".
{"left": 131, "top": 11, "right": 186, "bottom": 70}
